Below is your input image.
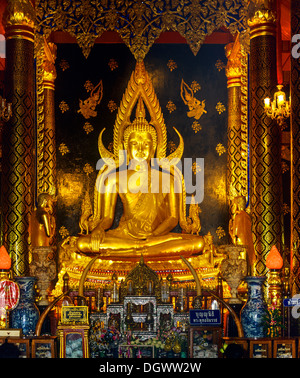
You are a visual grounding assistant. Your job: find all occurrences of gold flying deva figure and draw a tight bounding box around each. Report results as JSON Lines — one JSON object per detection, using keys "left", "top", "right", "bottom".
{"left": 180, "top": 79, "right": 207, "bottom": 120}
{"left": 78, "top": 80, "right": 103, "bottom": 119}
{"left": 77, "top": 61, "right": 204, "bottom": 261}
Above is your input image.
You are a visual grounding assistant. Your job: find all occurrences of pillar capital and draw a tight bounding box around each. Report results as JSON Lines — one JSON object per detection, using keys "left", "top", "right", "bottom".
{"left": 248, "top": 8, "right": 276, "bottom": 39}
{"left": 3, "top": 0, "right": 35, "bottom": 42}
{"left": 43, "top": 42, "right": 57, "bottom": 90}
{"left": 225, "top": 41, "right": 242, "bottom": 88}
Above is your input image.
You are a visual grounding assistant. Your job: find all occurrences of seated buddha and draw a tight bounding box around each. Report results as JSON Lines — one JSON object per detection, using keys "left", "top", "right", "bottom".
{"left": 77, "top": 63, "right": 204, "bottom": 261}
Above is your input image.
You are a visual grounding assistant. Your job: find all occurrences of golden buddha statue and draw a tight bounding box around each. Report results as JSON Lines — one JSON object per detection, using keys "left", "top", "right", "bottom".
{"left": 229, "top": 195, "right": 256, "bottom": 275}
{"left": 30, "top": 193, "right": 56, "bottom": 248}
{"left": 77, "top": 61, "right": 204, "bottom": 261}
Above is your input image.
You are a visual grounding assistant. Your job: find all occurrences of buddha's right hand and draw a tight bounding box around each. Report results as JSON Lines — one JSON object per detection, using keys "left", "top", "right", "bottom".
{"left": 90, "top": 227, "right": 105, "bottom": 251}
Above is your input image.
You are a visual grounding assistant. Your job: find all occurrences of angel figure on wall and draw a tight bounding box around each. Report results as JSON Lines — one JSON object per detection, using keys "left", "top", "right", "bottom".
{"left": 180, "top": 79, "right": 207, "bottom": 120}
{"left": 78, "top": 80, "right": 103, "bottom": 119}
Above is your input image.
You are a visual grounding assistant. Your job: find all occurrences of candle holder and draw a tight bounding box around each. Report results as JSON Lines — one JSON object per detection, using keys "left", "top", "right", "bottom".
{"left": 264, "top": 85, "right": 290, "bottom": 127}
{"left": 266, "top": 245, "right": 283, "bottom": 310}
{"left": 265, "top": 246, "right": 284, "bottom": 337}
{"left": 267, "top": 269, "right": 282, "bottom": 309}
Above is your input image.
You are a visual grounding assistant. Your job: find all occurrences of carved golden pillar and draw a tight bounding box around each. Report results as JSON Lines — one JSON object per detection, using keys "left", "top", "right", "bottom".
{"left": 291, "top": 0, "right": 300, "bottom": 294}
{"left": 248, "top": 4, "right": 283, "bottom": 277}
{"left": 2, "top": 0, "right": 35, "bottom": 276}
{"left": 40, "top": 41, "right": 57, "bottom": 195}
{"left": 225, "top": 39, "right": 247, "bottom": 203}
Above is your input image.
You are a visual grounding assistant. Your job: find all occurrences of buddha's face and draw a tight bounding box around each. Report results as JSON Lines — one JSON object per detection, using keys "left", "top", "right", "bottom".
{"left": 127, "top": 131, "right": 154, "bottom": 163}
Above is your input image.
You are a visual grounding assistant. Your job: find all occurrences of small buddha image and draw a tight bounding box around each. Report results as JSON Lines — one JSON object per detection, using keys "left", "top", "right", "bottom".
{"left": 30, "top": 193, "right": 56, "bottom": 248}
{"left": 229, "top": 195, "right": 256, "bottom": 275}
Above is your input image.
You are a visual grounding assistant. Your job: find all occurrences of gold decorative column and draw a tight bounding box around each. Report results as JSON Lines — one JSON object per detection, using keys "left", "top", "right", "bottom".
{"left": 2, "top": 0, "right": 35, "bottom": 276}
{"left": 248, "top": 3, "right": 283, "bottom": 277}
{"left": 291, "top": 0, "right": 300, "bottom": 295}
{"left": 38, "top": 41, "right": 57, "bottom": 196}
{"left": 225, "top": 37, "right": 248, "bottom": 203}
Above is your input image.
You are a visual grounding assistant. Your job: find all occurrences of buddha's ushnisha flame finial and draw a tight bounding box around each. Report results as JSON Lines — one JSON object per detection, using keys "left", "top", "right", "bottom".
{"left": 136, "top": 96, "right": 146, "bottom": 119}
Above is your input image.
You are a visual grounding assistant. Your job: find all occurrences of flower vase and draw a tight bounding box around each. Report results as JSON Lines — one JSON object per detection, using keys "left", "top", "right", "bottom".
{"left": 11, "top": 277, "right": 40, "bottom": 336}
{"left": 241, "top": 276, "right": 267, "bottom": 338}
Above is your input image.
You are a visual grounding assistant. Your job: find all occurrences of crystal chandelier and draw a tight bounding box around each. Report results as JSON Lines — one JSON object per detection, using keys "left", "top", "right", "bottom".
{"left": 0, "top": 96, "right": 12, "bottom": 122}
{"left": 264, "top": 85, "right": 290, "bottom": 127}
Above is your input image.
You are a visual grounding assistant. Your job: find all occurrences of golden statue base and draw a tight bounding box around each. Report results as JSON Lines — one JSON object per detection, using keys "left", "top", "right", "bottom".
{"left": 53, "top": 236, "right": 225, "bottom": 297}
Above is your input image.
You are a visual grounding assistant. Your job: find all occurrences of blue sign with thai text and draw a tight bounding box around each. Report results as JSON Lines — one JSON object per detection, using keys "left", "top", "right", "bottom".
{"left": 189, "top": 309, "right": 221, "bottom": 326}
{"left": 283, "top": 298, "right": 300, "bottom": 307}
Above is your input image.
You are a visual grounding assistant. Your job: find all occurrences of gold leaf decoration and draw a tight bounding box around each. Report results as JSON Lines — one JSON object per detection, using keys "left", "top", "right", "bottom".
{"left": 191, "top": 121, "right": 202, "bottom": 133}
{"left": 167, "top": 141, "right": 176, "bottom": 153}
{"left": 84, "top": 80, "right": 94, "bottom": 92}
{"left": 167, "top": 59, "right": 177, "bottom": 71}
{"left": 215, "top": 59, "right": 225, "bottom": 71}
{"left": 166, "top": 100, "right": 176, "bottom": 113}
{"left": 59, "top": 143, "right": 69, "bottom": 156}
{"left": 216, "top": 143, "right": 226, "bottom": 156}
{"left": 83, "top": 122, "right": 94, "bottom": 134}
{"left": 59, "top": 59, "right": 70, "bottom": 71}
{"left": 216, "top": 101, "right": 226, "bottom": 114}
{"left": 59, "top": 100, "right": 69, "bottom": 113}
{"left": 107, "top": 100, "right": 117, "bottom": 113}
{"left": 83, "top": 163, "right": 94, "bottom": 175}
{"left": 108, "top": 58, "right": 118, "bottom": 71}
{"left": 192, "top": 162, "right": 202, "bottom": 175}
{"left": 216, "top": 226, "right": 226, "bottom": 239}
{"left": 191, "top": 80, "right": 201, "bottom": 93}
{"left": 59, "top": 226, "right": 70, "bottom": 239}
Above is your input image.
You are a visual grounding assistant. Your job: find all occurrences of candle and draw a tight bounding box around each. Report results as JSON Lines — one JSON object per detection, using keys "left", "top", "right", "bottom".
{"left": 277, "top": 94, "right": 284, "bottom": 106}
{"left": 266, "top": 245, "right": 283, "bottom": 270}
{"left": 0, "top": 246, "right": 11, "bottom": 270}
{"left": 264, "top": 97, "right": 270, "bottom": 108}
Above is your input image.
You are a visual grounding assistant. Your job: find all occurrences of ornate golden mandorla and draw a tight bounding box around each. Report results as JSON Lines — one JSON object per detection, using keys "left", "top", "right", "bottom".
{"left": 54, "top": 61, "right": 225, "bottom": 294}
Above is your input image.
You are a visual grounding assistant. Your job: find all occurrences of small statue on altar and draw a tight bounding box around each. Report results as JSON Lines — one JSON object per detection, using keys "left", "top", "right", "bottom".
{"left": 220, "top": 245, "right": 247, "bottom": 304}
{"left": 30, "top": 193, "right": 56, "bottom": 248}
{"left": 29, "top": 193, "right": 56, "bottom": 305}
{"left": 229, "top": 195, "right": 256, "bottom": 275}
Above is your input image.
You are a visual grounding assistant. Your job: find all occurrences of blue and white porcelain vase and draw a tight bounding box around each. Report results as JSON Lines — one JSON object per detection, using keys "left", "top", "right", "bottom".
{"left": 11, "top": 277, "right": 40, "bottom": 336}
{"left": 241, "top": 276, "right": 267, "bottom": 338}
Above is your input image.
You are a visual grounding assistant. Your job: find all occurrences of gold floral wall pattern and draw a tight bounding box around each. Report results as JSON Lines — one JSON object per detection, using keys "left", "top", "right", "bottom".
{"left": 54, "top": 43, "right": 228, "bottom": 244}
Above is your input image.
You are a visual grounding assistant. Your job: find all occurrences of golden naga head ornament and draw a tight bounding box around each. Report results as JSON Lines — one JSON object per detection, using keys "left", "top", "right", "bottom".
{"left": 98, "top": 61, "right": 184, "bottom": 168}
